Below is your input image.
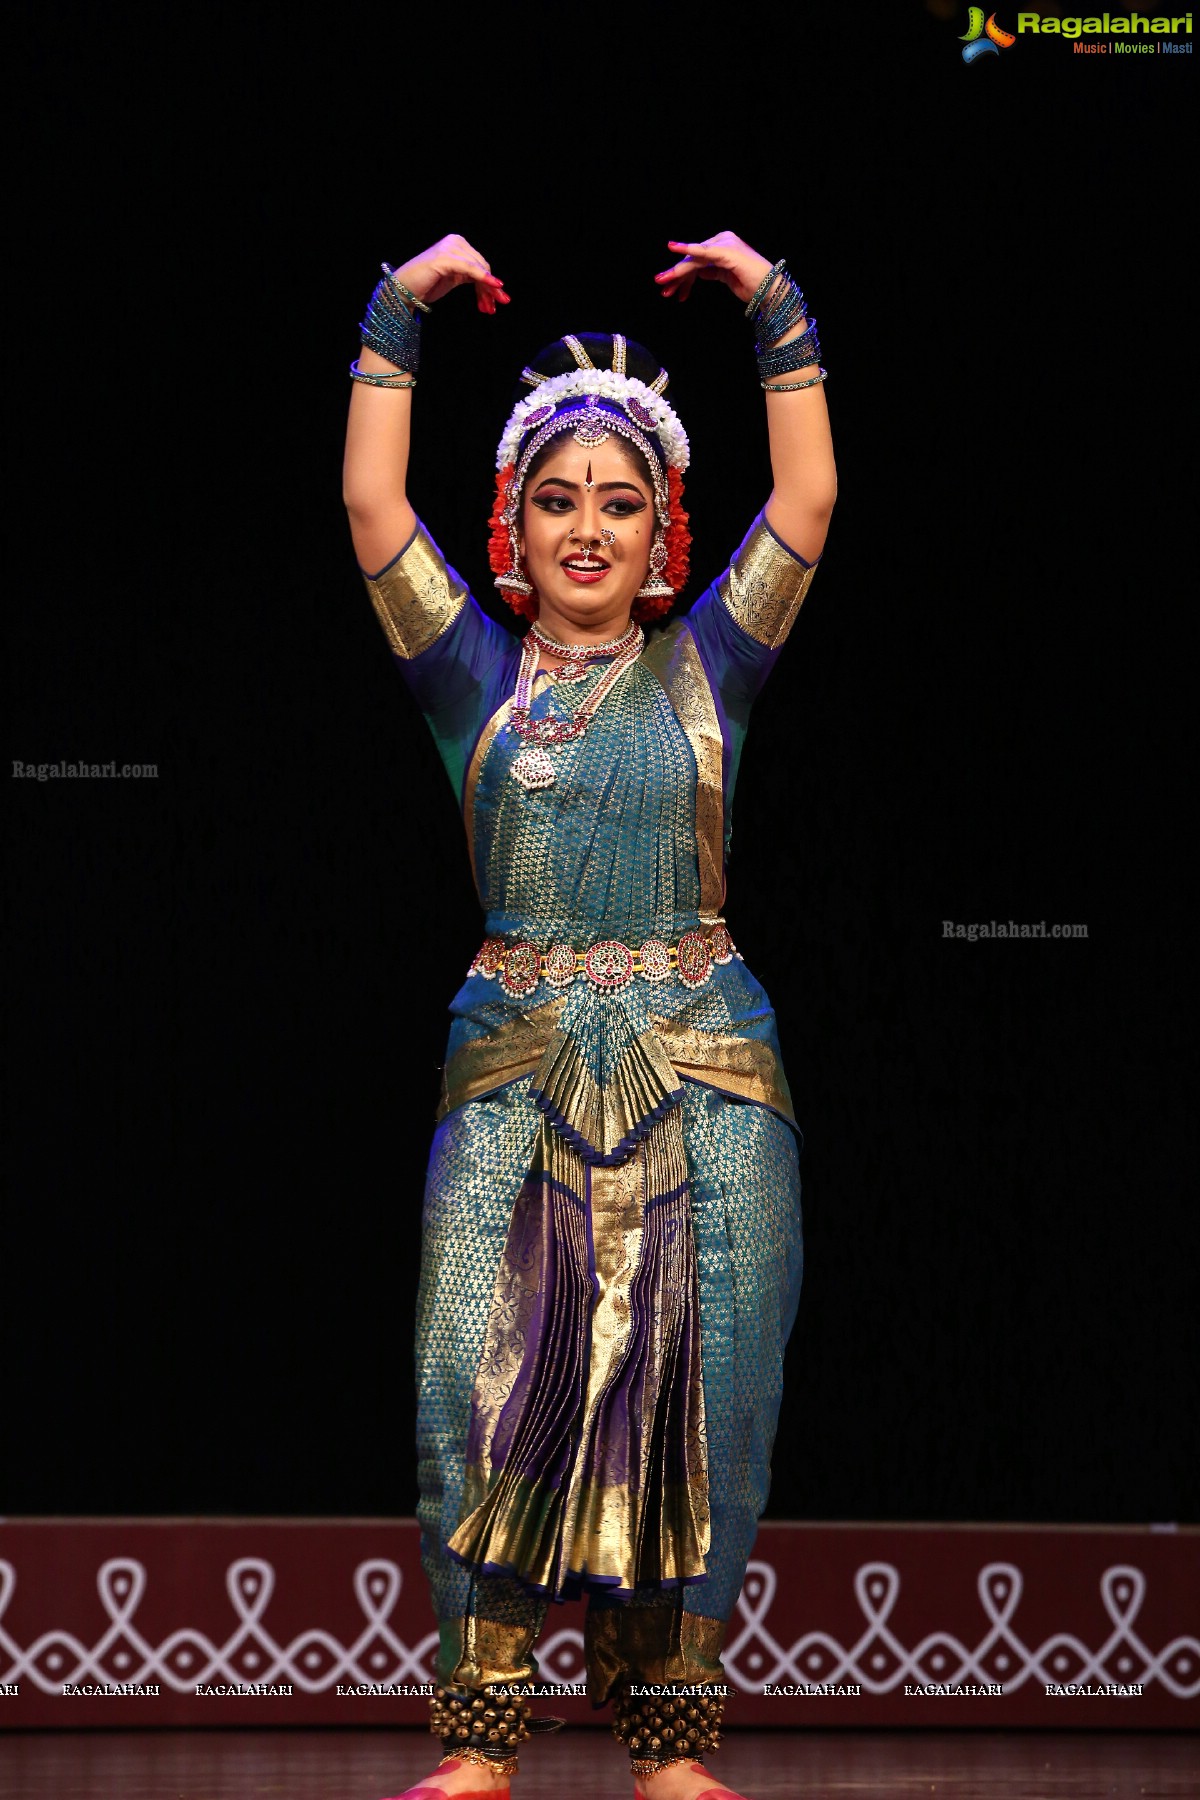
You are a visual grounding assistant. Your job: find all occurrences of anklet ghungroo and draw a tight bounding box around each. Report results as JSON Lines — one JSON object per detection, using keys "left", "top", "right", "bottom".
{"left": 612, "top": 1685, "right": 725, "bottom": 1770}
{"left": 430, "top": 1683, "right": 530, "bottom": 1765}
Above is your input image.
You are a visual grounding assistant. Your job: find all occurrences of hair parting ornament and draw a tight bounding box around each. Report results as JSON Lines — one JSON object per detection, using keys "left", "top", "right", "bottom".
{"left": 489, "top": 333, "right": 691, "bottom": 624}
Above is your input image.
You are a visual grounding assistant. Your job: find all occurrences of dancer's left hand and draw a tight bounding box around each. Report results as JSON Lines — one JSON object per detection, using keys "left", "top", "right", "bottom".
{"left": 654, "top": 231, "right": 775, "bottom": 305}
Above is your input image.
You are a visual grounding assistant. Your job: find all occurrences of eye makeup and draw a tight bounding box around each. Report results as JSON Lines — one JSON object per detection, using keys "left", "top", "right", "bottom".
{"left": 531, "top": 487, "right": 647, "bottom": 516}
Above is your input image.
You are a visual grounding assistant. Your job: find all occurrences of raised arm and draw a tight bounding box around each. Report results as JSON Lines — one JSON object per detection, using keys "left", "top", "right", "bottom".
{"left": 655, "top": 231, "right": 837, "bottom": 565}
{"left": 342, "top": 235, "right": 509, "bottom": 577}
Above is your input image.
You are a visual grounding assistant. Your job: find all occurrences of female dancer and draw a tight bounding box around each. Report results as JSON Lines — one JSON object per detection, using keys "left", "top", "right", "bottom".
{"left": 343, "top": 231, "right": 836, "bottom": 1800}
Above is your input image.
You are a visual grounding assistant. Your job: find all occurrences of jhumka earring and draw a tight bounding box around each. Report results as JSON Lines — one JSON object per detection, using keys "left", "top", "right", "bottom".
{"left": 494, "top": 485, "right": 534, "bottom": 597}
{"left": 634, "top": 531, "right": 673, "bottom": 601}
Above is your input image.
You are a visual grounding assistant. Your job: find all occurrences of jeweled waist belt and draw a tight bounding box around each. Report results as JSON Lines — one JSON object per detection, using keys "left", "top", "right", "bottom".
{"left": 469, "top": 924, "right": 740, "bottom": 999}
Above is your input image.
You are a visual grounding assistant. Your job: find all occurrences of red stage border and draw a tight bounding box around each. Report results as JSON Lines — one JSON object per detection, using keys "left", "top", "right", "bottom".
{"left": 0, "top": 1519, "right": 1195, "bottom": 1729}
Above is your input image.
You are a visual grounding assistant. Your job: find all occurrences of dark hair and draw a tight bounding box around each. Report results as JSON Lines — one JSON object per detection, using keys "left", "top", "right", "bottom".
{"left": 515, "top": 332, "right": 666, "bottom": 496}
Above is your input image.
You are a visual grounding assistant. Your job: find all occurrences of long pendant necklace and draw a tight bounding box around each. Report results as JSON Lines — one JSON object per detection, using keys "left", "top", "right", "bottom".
{"left": 510, "top": 622, "right": 644, "bottom": 790}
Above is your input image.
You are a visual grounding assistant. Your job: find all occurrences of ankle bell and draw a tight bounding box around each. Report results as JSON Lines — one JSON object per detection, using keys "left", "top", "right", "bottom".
{"left": 612, "top": 1684, "right": 725, "bottom": 1776}
{"left": 429, "top": 1684, "right": 530, "bottom": 1777}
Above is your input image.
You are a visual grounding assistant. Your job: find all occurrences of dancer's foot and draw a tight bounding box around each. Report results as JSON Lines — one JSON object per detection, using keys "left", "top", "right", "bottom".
{"left": 381, "top": 1753, "right": 512, "bottom": 1799}
{"left": 633, "top": 1761, "right": 749, "bottom": 1800}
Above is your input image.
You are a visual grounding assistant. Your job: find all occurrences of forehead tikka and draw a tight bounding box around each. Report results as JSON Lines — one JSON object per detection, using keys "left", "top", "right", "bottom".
{"left": 499, "top": 375, "right": 687, "bottom": 472}
{"left": 571, "top": 407, "right": 612, "bottom": 451}
{"left": 504, "top": 405, "right": 671, "bottom": 529}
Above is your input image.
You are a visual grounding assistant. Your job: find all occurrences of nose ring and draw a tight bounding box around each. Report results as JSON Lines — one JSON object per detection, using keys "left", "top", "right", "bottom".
{"left": 569, "top": 527, "right": 616, "bottom": 554}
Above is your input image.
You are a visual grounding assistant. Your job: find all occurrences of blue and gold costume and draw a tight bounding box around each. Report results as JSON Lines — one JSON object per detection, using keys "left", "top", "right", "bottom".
{"left": 363, "top": 513, "right": 817, "bottom": 1701}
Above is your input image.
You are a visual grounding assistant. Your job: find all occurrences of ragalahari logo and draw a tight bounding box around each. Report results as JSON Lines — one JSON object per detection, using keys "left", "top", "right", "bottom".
{"left": 960, "top": 7, "right": 1017, "bottom": 59}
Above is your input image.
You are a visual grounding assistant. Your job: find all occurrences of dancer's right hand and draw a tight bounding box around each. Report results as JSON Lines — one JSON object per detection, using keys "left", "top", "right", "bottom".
{"left": 388, "top": 234, "right": 510, "bottom": 314}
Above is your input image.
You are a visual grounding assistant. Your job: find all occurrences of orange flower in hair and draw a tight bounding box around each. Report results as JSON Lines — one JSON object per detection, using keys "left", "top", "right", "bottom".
{"left": 488, "top": 465, "right": 539, "bottom": 622}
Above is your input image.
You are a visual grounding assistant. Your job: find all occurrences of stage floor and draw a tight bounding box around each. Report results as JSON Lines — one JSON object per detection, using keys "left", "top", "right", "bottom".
{"left": 0, "top": 1729, "right": 1196, "bottom": 1799}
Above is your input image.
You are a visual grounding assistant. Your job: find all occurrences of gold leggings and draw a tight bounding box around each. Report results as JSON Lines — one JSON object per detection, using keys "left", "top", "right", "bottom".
{"left": 440, "top": 1573, "right": 727, "bottom": 1706}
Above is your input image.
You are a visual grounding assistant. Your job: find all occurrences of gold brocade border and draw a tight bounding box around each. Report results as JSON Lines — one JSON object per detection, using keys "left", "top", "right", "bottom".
{"left": 362, "top": 524, "right": 468, "bottom": 660}
{"left": 436, "top": 995, "right": 567, "bottom": 1122}
{"left": 641, "top": 624, "right": 726, "bottom": 922}
{"left": 585, "top": 1606, "right": 727, "bottom": 1704}
{"left": 553, "top": 1148, "right": 649, "bottom": 1589}
{"left": 716, "top": 516, "right": 819, "bottom": 650}
{"left": 554, "top": 1117, "right": 710, "bottom": 1590}
{"left": 441, "top": 1617, "right": 542, "bottom": 1690}
{"left": 648, "top": 1017, "right": 796, "bottom": 1122}
{"left": 461, "top": 694, "right": 516, "bottom": 900}
{"left": 438, "top": 1008, "right": 795, "bottom": 1128}
{"left": 529, "top": 1022, "right": 681, "bottom": 1160}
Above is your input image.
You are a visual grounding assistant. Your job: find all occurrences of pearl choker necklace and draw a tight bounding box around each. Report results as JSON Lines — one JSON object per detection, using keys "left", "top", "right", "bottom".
{"left": 529, "top": 619, "right": 641, "bottom": 685}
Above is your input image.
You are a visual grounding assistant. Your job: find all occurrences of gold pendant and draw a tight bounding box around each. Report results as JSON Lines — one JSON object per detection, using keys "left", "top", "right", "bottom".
{"left": 512, "top": 745, "right": 556, "bottom": 790}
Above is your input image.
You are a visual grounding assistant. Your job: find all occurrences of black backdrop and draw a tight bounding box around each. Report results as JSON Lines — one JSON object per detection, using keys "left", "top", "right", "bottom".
{"left": 6, "top": 4, "right": 1195, "bottom": 1526}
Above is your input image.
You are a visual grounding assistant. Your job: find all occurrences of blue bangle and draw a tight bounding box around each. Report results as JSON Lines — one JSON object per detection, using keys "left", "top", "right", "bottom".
{"left": 381, "top": 264, "right": 432, "bottom": 314}
{"left": 349, "top": 358, "right": 417, "bottom": 387}
{"left": 755, "top": 268, "right": 802, "bottom": 325}
{"left": 762, "top": 368, "right": 827, "bottom": 392}
{"left": 756, "top": 323, "right": 822, "bottom": 380}
{"left": 755, "top": 280, "right": 808, "bottom": 349}
{"left": 359, "top": 275, "right": 422, "bottom": 372}
{"left": 744, "top": 258, "right": 786, "bottom": 319}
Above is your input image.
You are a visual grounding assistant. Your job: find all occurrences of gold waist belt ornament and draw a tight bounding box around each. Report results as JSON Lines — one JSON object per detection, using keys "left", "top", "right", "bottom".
{"left": 469, "top": 924, "right": 740, "bottom": 1000}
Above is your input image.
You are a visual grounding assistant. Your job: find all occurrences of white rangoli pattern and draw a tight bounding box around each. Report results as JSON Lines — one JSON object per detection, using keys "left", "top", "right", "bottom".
{"left": 0, "top": 1556, "right": 1195, "bottom": 1697}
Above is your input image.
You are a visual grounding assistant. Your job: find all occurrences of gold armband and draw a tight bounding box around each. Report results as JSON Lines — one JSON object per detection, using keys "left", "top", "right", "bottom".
{"left": 362, "top": 522, "right": 467, "bottom": 659}
{"left": 716, "top": 515, "right": 818, "bottom": 650}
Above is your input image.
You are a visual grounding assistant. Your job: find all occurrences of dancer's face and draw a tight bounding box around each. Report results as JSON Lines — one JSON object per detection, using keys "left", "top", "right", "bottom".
{"left": 519, "top": 435, "right": 654, "bottom": 637}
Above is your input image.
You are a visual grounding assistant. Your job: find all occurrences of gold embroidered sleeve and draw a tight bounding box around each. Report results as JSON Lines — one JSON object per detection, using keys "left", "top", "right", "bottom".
{"left": 715, "top": 514, "right": 819, "bottom": 650}
{"left": 361, "top": 521, "right": 468, "bottom": 659}
{"left": 641, "top": 622, "right": 726, "bottom": 921}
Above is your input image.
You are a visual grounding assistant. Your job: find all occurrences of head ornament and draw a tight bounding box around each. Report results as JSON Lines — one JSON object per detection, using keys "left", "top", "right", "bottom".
{"left": 490, "top": 334, "right": 691, "bottom": 620}
{"left": 496, "top": 366, "right": 690, "bottom": 496}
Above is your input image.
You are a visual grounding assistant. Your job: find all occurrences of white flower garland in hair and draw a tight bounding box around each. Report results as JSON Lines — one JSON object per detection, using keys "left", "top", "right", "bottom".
{"left": 495, "top": 370, "right": 690, "bottom": 473}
